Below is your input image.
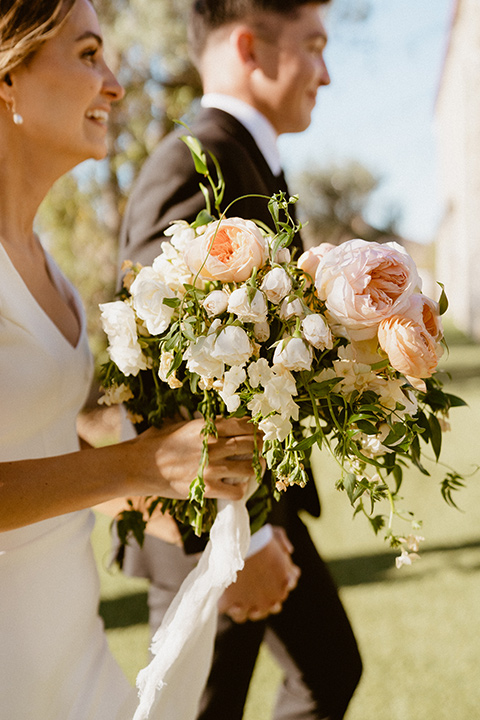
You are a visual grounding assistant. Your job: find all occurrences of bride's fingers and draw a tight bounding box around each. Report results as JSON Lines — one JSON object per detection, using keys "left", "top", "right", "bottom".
{"left": 203, "top": 476, "right": 249, "bottom": 499}
{"left": 208, "top": 434, "right": 259, "bottom": 460}
{"left": 215, "top": 417, "right": 257, "bottom": 438}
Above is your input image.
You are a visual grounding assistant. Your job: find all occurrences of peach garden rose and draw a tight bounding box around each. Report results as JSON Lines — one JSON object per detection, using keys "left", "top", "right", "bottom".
{"left": 183, "top": 217, "right": 269, "bottom": 282}
{"left": 377, "top": 314, "right": 442, "bottom": 379}
{"left": 377, "top": 294, "right": 443, "bottom": 379}
{"left": 314, "top": 238, "right": 421, "bottom": 341}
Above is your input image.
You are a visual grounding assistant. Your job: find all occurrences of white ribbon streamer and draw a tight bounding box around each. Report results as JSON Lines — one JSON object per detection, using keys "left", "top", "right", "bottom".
{"left": 133, "top": 491, "right": 251, "bottom": 720}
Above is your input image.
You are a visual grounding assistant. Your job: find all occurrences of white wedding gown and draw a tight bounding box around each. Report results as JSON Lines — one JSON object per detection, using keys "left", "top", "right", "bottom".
{"left": 0, "top": 242, "right": 139, "bottom": 719}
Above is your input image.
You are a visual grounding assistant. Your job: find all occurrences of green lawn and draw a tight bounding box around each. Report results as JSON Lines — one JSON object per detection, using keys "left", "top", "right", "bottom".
{"left": 93, "top": 331, "right": 480, "bottom": 719}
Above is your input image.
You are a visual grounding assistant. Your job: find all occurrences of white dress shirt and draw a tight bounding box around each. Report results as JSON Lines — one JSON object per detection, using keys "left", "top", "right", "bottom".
{"left": 201, "top": 93, "right": 282, "bottom": 176}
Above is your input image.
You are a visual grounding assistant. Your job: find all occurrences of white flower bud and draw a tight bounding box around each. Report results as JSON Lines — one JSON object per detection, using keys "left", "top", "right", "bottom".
{"left": 227, "top": 286, "right": 268, "bottom": 323}
{"left": 261, "top": 267, "right": 292, "bottom": 304}
{"left": 301, "top": 314, "right": 333, "bottom": 350}
{"left": 202, "top": 290, "right": 229, "bottom": 317}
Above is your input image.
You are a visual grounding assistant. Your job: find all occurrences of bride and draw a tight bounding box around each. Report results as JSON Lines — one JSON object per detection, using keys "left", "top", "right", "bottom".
{"left": 0, "top": 1, "right": 256, "bottom": 718}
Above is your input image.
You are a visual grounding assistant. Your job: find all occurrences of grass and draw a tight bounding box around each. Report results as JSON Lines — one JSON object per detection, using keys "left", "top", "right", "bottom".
{"left": 92, "top": 330, "right": 480, "bottom": 719}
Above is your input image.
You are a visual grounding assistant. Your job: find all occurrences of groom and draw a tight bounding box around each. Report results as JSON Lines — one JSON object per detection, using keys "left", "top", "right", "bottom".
{"left": 118, "top": 1, "right": 362, "bottom": 719}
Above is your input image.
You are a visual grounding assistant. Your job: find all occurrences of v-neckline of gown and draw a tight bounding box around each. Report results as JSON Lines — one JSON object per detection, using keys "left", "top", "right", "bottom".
{"left": 0, "top": 239, "right": 84, "bottom": 351}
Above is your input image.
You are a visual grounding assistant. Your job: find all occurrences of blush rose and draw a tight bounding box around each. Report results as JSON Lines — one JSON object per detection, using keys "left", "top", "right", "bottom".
{"left": 183, "top": 217, "right": 269, "bottom": 282}
{"left": 315, "top": 239, "right": 421, "bottom": 341}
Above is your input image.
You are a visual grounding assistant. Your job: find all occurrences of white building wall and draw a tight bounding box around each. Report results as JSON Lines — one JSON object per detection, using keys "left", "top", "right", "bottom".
{"left": 436, "top": 0, "right": 480, "bottom": 339}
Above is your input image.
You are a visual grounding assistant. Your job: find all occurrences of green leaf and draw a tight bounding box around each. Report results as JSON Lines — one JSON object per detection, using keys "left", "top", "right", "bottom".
{"left": 440, "top": 472, "right": 466, "bottom": 510}
{"left": 428, "top": 413, "right": 442, "bottom": 460}
{"left": 169, "top": 350, "right": 184, "bottom": 374}
{"left": 410, "top": 435, "right": 430, "bottom": 475}
{"left": 437, "top": 282, "right": 449, "bottom": 315}
{"left": 355, "top": 419, "right": 379, "bottom": 435}
{"left": 383, "top": 423, "right": 407, "bottom": 446}
{"left": 180, "top": 134, "right": 208, "bottom": 174}
{"left": 199, "top": 183, "right": 211, "bottom": 212}
{"left": 343, "top": 473, "right": 357, "bottom": 505}
{"left": 292, "top": 431, "right": 323, "bottom": 452}
{"left": 368, "top": 514, "right": 386, "bottom": 535}
{"left": 369, "top": 358, "right": 390, "bottom": 371}
{"left": 162, "top": 297, "right": 181, "bottom": 308}
{"left": 309, "top": 378, "right": 341, "bottom": 397}
{"left": 392, "top": 464, "right": 403, "bottom": 494}
{"left": 181, "top": 323, "right": 197, "bottom": 342}
{"left": 192, "top": 209, "right": 215, "bottom": 228}
{"left": 445, "top": 393, "right": 468, "bottom": 408}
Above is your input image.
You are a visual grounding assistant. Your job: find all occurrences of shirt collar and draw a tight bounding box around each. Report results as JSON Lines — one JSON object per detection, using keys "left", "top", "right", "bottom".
{"left": 201, "top": 93, "right": 282, "bottom": 176}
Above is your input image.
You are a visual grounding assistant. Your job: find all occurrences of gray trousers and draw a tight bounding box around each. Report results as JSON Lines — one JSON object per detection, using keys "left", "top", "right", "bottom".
{"left": 122, "top": 512, "right": 362, "bottom": 720}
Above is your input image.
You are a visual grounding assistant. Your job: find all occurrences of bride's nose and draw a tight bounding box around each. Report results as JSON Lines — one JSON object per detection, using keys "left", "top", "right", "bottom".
{"left": 101, "top": 64, "right": 125, "bottom": 103}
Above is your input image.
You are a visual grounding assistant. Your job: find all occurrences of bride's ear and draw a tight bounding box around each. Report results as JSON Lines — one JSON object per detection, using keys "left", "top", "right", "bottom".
{"left": 0, "top": 73, "right": 14, "bottom": 105}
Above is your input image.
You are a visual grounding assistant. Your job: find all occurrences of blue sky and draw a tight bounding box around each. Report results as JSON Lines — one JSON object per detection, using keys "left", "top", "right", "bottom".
{"left": 279, "top": 0, "right": 455, "bottom": 244}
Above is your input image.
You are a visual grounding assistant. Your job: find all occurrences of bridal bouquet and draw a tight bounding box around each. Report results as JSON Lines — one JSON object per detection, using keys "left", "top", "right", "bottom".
{"left": 100, "top": 137, "right": 465, "bottom": 566}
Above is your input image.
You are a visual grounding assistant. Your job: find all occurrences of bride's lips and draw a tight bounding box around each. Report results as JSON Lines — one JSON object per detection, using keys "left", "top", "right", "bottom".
{"left": 85, "top": 108, "right": 109, "bottom": 127}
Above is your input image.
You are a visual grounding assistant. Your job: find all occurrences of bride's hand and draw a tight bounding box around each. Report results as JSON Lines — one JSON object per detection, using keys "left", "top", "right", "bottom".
{"left": 127, "top": 416, "right": 262, "bottom": 500}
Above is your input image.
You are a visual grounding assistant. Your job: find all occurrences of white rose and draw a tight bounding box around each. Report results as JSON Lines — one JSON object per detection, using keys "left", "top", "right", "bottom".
{"left": 100, "top": 301, "right": 148, "bottom": 377}
{"left": 301, "top": 314, "right": 333, "bottom": 350}
{"left": 211, "top": 326, "right": 253, "bottom": 367}
{"left": 273, "top": 337, "right": 313, "bottom": 372}
{"left": 130, "top": 266, "right": 176, "bottom": 335}
{"left": 202, "top": 290, "right": 229, "bottom": 317}
{"left": 152, "top": 244, "right": 194, "bottom": 294}
{"left": 279, "top": 296, "right": 306, "bottom": 320}
{"left": 253, "top": 321, "right": 270, "bottom": 342}
{"left": 261, "top": 267, "right": 292, "bottom": 304}
{"left": 185, "top": 334, "right": 225, "bottom": 379}
{"left": 164, "top": 220, "right": 197, "bottom": 251}
{"left": 227, "top": 286, "right": 268, "bottom": 323}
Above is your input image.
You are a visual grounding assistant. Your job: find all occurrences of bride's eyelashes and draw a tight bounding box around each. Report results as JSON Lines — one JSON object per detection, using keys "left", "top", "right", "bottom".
{"left": 80, "top": 46, "right": 100, "bottom": 64}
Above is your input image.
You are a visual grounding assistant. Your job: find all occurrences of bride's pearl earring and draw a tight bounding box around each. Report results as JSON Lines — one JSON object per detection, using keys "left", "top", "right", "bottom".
{"left": 10, "top": 99, "right": 23, "bottom": 125}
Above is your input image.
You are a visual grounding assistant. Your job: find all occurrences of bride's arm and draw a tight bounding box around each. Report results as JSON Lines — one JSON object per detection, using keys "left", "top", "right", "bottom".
{"left": 0, "top": 417, "right": 257, "bottom": 532}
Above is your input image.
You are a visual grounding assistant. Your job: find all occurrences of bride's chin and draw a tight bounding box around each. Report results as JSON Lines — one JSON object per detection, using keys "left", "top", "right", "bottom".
{"left": 88, "top": 144, "right": 108, "bottom": 162}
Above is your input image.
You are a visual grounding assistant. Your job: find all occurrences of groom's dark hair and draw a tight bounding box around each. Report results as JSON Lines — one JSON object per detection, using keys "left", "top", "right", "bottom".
{"left": 188, "top": 0, "right": 329, "bottom": 64}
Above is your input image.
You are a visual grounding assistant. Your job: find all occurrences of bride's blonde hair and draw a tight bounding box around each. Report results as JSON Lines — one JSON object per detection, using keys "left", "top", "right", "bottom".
{"left": 0, "top": 0, "right": 76, "bottom": 78}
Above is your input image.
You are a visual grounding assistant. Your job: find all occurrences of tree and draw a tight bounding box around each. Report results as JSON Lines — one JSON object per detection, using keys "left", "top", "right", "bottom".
{"left": 292, "top": 160, "right": 402, "bottom": 248}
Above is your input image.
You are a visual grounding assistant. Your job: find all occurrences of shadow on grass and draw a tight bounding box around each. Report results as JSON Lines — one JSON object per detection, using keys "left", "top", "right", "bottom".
{"left": 100, "top": 592, "right": 149, "bottom": 629}
{"left": 328, "top": 537, "right": 480, "bottom": 588}
{"left": 99, "top": 540, "right": 480, "bottom": 629}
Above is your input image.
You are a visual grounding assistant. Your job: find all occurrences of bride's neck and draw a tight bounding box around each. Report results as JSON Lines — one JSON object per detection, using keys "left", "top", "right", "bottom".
{"left": 0, "top": 149, "right": 55, "bottom": 248}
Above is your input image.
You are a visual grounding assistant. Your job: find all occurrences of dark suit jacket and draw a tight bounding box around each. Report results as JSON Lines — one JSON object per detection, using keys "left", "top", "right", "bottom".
{"left": 120, "top": 107, "right": 303, "bottom": 264}
{"left": 119, "top": 107, "right": 320, "bottom": 539}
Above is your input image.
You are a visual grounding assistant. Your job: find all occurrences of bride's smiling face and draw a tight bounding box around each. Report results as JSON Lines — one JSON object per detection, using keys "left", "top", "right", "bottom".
{"left": 10, "top": 0, "right": 124, "bottom": 164}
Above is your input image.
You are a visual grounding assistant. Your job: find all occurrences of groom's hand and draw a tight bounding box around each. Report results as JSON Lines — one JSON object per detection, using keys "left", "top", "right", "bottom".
{"left": 218, "top": 526, "right": 301, "bottom": 623}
